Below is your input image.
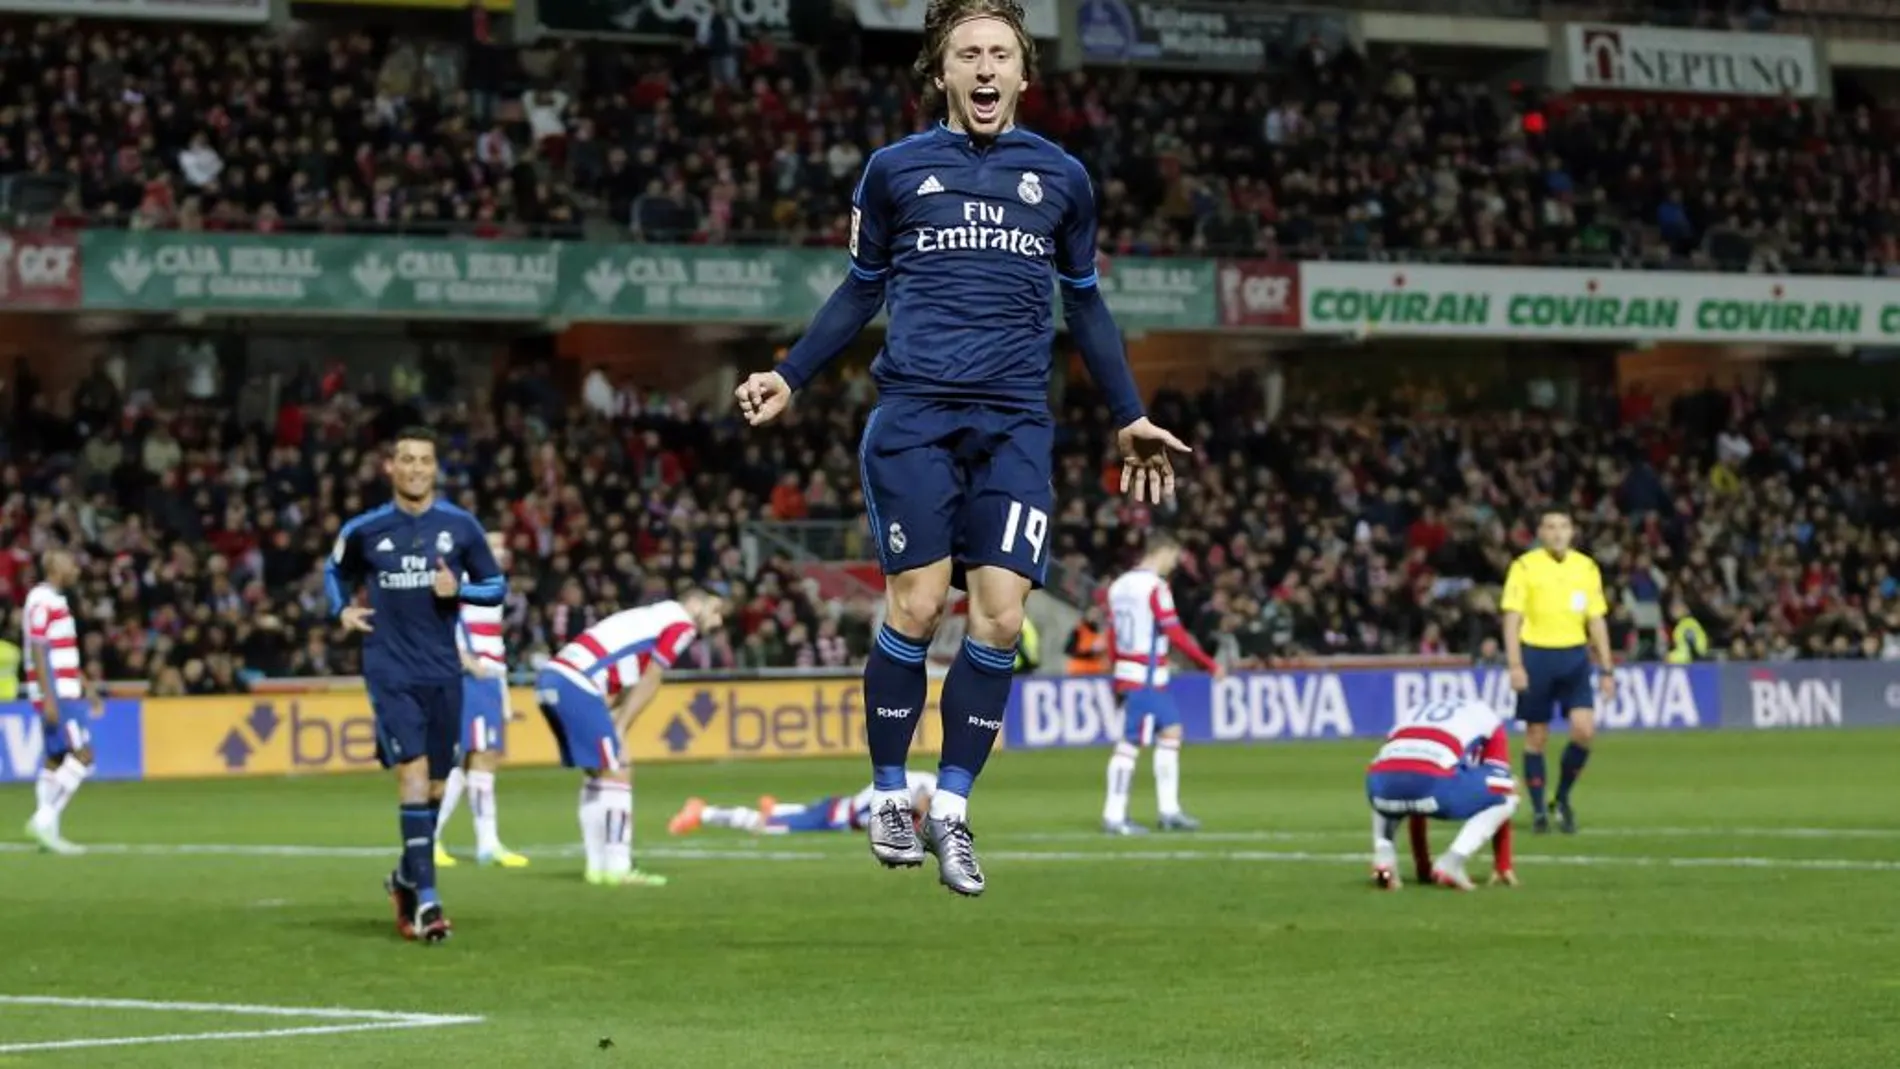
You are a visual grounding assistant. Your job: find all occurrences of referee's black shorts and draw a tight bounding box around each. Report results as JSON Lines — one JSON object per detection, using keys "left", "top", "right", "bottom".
{"left": 1516, "top": 645, "right": 1593, "bottom": 723}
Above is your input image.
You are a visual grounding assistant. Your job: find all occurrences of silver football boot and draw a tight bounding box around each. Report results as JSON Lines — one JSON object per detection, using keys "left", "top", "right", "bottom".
{"left": 867, "top": 797, "right": 925, "bottom": 868}
{"left": 923, "top": 815, "right": 985, "bottom": 897}
{"left": 1157, "top": 812, "right": 1202, "bottom": 832}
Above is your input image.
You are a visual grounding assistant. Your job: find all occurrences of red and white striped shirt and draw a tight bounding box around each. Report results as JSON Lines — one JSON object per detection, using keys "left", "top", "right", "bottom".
{"left": 1106, "top": 568, "right": 1218, "bottom": 692}
{"left": 548, "top": 601, "right": 697, "bottom": 697}
{"left": 1368, "top": 698, "right": 1513, "bottom": 791}
{"left": 23, "top": 581, "right": 82, "bottom": 701}
{"left": 457, "top": 601, "right": 506, "bottom": 679}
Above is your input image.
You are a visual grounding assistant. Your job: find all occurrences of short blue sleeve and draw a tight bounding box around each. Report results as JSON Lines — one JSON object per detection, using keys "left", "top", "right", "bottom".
{"left": 1055, "top": 154, "right": 1101, "bottom": 289}
{"left": 849, "top": 149, "right": 894, "bottom": 280}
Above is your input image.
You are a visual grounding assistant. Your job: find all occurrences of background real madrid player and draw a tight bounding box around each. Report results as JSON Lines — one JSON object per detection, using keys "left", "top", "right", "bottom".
{"left": 1500, "top": 509, "right": 1614, "bottom": 835}
{"left": 326, "top": 426, "right": 506, "bottom": 942}
{"left": 733, "top": 0, "right": 1190, "bottom": 898}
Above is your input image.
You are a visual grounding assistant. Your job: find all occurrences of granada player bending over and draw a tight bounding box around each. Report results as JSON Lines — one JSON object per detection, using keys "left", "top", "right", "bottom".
{"left": 1365, "top": 697, "right": 1518, "bottom": 891}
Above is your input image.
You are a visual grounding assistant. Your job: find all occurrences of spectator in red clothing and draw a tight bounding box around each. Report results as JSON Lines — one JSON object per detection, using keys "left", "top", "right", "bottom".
{"left": 769, "top": 471, "right": 808, "bottom": 521}
{"left": 1406, "top": 506, "right": 1449, "bottom": 557}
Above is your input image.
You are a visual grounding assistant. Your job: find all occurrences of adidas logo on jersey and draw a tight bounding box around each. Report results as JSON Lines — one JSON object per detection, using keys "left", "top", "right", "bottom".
{"left": 916, "top": 175, "right": 944, "bottom": 196}
{"left": 376, "top": 537, "right": 395, "bottom": 551}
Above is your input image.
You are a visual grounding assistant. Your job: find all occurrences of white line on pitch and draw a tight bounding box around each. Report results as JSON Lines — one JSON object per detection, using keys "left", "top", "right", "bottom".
{"left": 0, "top": 995, "right": 483, "bottom": 1055}
{"left": 0, "top": 1021, "right": 471, "bottom": 1055}
{"left": 1000, "top": 826, "right": 1900, "bottom": 843}
{"left": 978, "top": 849, "right": 1900, "bottom": 872}
{"left": 0, "top": 840, "right": 1894, "bottom": 872}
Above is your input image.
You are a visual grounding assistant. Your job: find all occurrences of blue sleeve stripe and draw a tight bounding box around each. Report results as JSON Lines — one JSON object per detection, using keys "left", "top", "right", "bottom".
{"left": 850, "top": 264, "right": 887, "bottom": 282}
{"left": 323, "top": 566, "right": 346, "bottom": 618}
{"left": 460, "top": 576, "right": 507, "bottom": 605}
{"left": 852, "top": 142, "right": 899, "bottom": 207}
{"left": 1059, "top": 270, "right": 1099, "bottom": 289}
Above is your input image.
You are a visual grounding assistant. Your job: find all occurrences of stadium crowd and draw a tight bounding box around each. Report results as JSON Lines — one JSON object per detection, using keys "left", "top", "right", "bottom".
{"left": 7, "top": 14, "right": 1900, "bottom": 272}
{"left": 4, "top": 352, "right": 1899, "bottom": 695}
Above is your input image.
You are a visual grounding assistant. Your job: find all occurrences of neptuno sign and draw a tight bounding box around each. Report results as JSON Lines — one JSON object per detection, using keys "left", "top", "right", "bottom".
{"left": 1565, "top": 24, "right": 1821, "bottom": 100}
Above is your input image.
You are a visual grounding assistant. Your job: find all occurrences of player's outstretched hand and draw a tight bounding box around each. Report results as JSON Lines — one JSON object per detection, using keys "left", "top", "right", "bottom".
{"left": 340, "top": 606, "right": 376, "bottom": 633}
{"left": 1116, "top": 418, "right": 1192, "bottom": 505}
{"left": 735, "top": 371, "right": 792, "bottom": 426}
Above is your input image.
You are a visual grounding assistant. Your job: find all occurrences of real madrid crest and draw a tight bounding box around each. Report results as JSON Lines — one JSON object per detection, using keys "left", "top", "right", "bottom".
{"left": 1017, "top": 171, "right": 1043, "bottom": 205}
{"left": 436, "top": 530, "right": 454, "bottom": 555}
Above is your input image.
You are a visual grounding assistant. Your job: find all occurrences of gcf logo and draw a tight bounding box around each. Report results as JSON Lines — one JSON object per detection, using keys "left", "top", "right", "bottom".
{"left": 1217, "top": 261, "right": 1300, "bottom": 329}
{"left": 0, "top": 231, "right": 79, "bottom": 307}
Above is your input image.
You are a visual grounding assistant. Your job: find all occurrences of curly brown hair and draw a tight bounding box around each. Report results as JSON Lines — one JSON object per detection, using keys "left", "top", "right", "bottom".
{"left": 912, "top": 0, "right": 1038, "bottom": 120}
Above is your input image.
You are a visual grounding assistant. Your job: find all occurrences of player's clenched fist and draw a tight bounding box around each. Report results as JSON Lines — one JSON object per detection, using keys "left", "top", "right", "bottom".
{"left": 735, "top": 371, "right": 792, "bottom": 426}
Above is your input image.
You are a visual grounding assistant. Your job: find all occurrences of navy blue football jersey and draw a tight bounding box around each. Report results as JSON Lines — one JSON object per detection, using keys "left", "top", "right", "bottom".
{"left": 325, "top": 501, "right": 505, "bottom": 682}
{"left": 849, "top": 123, "right": 1100, "bottom": 410}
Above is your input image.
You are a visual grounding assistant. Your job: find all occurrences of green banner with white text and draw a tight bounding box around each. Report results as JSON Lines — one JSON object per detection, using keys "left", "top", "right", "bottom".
{"left": 77, "top": 231, "right": 1218, "bottom": 331}
{"left": 1299, "top": 262, "right": 1900, "bottom": 344}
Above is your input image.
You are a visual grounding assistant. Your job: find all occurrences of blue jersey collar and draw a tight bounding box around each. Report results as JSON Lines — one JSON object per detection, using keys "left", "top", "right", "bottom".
{"left": 932, "top": 120, "right": 1026, "bottom": 149}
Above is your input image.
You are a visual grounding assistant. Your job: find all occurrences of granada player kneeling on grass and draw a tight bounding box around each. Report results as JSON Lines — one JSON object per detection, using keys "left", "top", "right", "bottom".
{"left": 1366, "top": 697, "right": 1517, "bottom": 891}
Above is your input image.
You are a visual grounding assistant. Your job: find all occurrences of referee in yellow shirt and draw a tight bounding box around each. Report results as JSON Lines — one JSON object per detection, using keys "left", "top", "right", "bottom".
{"left": 1500, "top": 510, "right": 1616, "bottom": 835}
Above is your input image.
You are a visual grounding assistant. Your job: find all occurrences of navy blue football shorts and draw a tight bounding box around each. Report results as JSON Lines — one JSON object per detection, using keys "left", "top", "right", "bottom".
{"left": 858, "top": 397, "right": 1054, "bottom": 588}
{"left": 1515, "top": 644, "right": 1595, "bottom": 724}
{"left": 367, "top": 676, "right": 462, "bottom": 779}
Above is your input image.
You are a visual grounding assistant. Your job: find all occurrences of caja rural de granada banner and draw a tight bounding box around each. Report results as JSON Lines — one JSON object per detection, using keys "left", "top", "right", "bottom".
{"left": 1299, "top": 262, "right": 1900, "bottom": 345}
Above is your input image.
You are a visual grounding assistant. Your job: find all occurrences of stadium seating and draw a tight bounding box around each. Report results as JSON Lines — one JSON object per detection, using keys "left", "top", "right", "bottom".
{"left": 5, "top": 16, "right": 1900, "bottom": 692}
{"left": 8, "top": 346, "right": 1898, "bottom": 694}
{"left": 7, "top": 15, "right": 1896, "bottom": 273}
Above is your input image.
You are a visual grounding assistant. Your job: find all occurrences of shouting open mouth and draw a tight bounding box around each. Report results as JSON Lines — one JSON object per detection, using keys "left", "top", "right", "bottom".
{"left": 970, "top": 85, "right": 1002, "bottom": 126}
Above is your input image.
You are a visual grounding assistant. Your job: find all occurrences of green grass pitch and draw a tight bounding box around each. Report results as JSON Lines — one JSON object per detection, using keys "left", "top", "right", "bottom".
{"left": 1, "top": 731, "right": 1892, "bottom": 1068}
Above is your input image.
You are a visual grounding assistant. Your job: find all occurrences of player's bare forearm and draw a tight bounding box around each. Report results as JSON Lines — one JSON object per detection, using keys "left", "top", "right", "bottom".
{"left": 32, "top": 643, "right": 59, "bottom": 722}
{"left": 612, "top": 668, "right": 666, "bottom": 737}
{"left": 1587, "top": 616, "right": 1615, "bottom": 672}
{"left": 1501, "top": 613, "right": 1524, "bottom": 666}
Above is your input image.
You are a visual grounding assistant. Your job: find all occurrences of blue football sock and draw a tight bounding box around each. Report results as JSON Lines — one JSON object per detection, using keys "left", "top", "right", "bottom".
{"left": 937, "top": 637, "right": 1016, "bottom": 797}
{"left": 1523, "top": 752, "right": 1548, "bottom": 815}
{"left": 1555, "top": 743, "right": 1591, "bottom": 805}
{"left": 865, "top": 624, "right": 929, "bottom": 791}
{"left": 400, "top": 804, "right": 438, "bottom": 907}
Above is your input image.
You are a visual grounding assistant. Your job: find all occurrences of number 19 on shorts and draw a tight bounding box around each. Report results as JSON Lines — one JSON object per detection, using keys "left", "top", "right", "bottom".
{"left": 1000, "top": 500, "right": 1048, "bottom": 564}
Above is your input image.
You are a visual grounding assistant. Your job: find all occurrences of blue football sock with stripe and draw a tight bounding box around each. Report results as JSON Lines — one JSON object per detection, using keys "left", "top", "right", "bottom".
{"left": 937, "top": 637, "right": 1017, "bottom": 800}
{"left": 400, "top": 804, "right": 439, "bottom": 907}
{"left": 865, "top": 624, "right": 929, "bottom": 792}
{"left": 1555, "top": 743, "right": 1590, "bottom": 805}
{"left": 1523, "top": 752, "right": 1548, "bottom": 816}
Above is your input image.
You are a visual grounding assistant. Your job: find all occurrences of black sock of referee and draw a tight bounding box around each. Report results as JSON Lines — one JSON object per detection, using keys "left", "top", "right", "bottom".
{"left": 1523, "top": 752, "right": 1547, "bottom": 815}
{"left": 1555, "top": 743, "right": 1591, "bottom": 805}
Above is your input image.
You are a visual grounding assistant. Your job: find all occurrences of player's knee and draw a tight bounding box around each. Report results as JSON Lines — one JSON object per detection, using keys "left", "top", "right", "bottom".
{"left": 966, "top": 600, "right": 1024, "bottom": 648}
{"left": 1522, "top": 723, "right": 1550, "bottom": 752}
{"left": 1567, "top": 716, "right": 1597, "bottom": 747}
{"left": 1156, "top": 725, "right": 1183, "bottom": 743}
{"left": 885, "top": 575, "right": 949, "bottom": 636}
